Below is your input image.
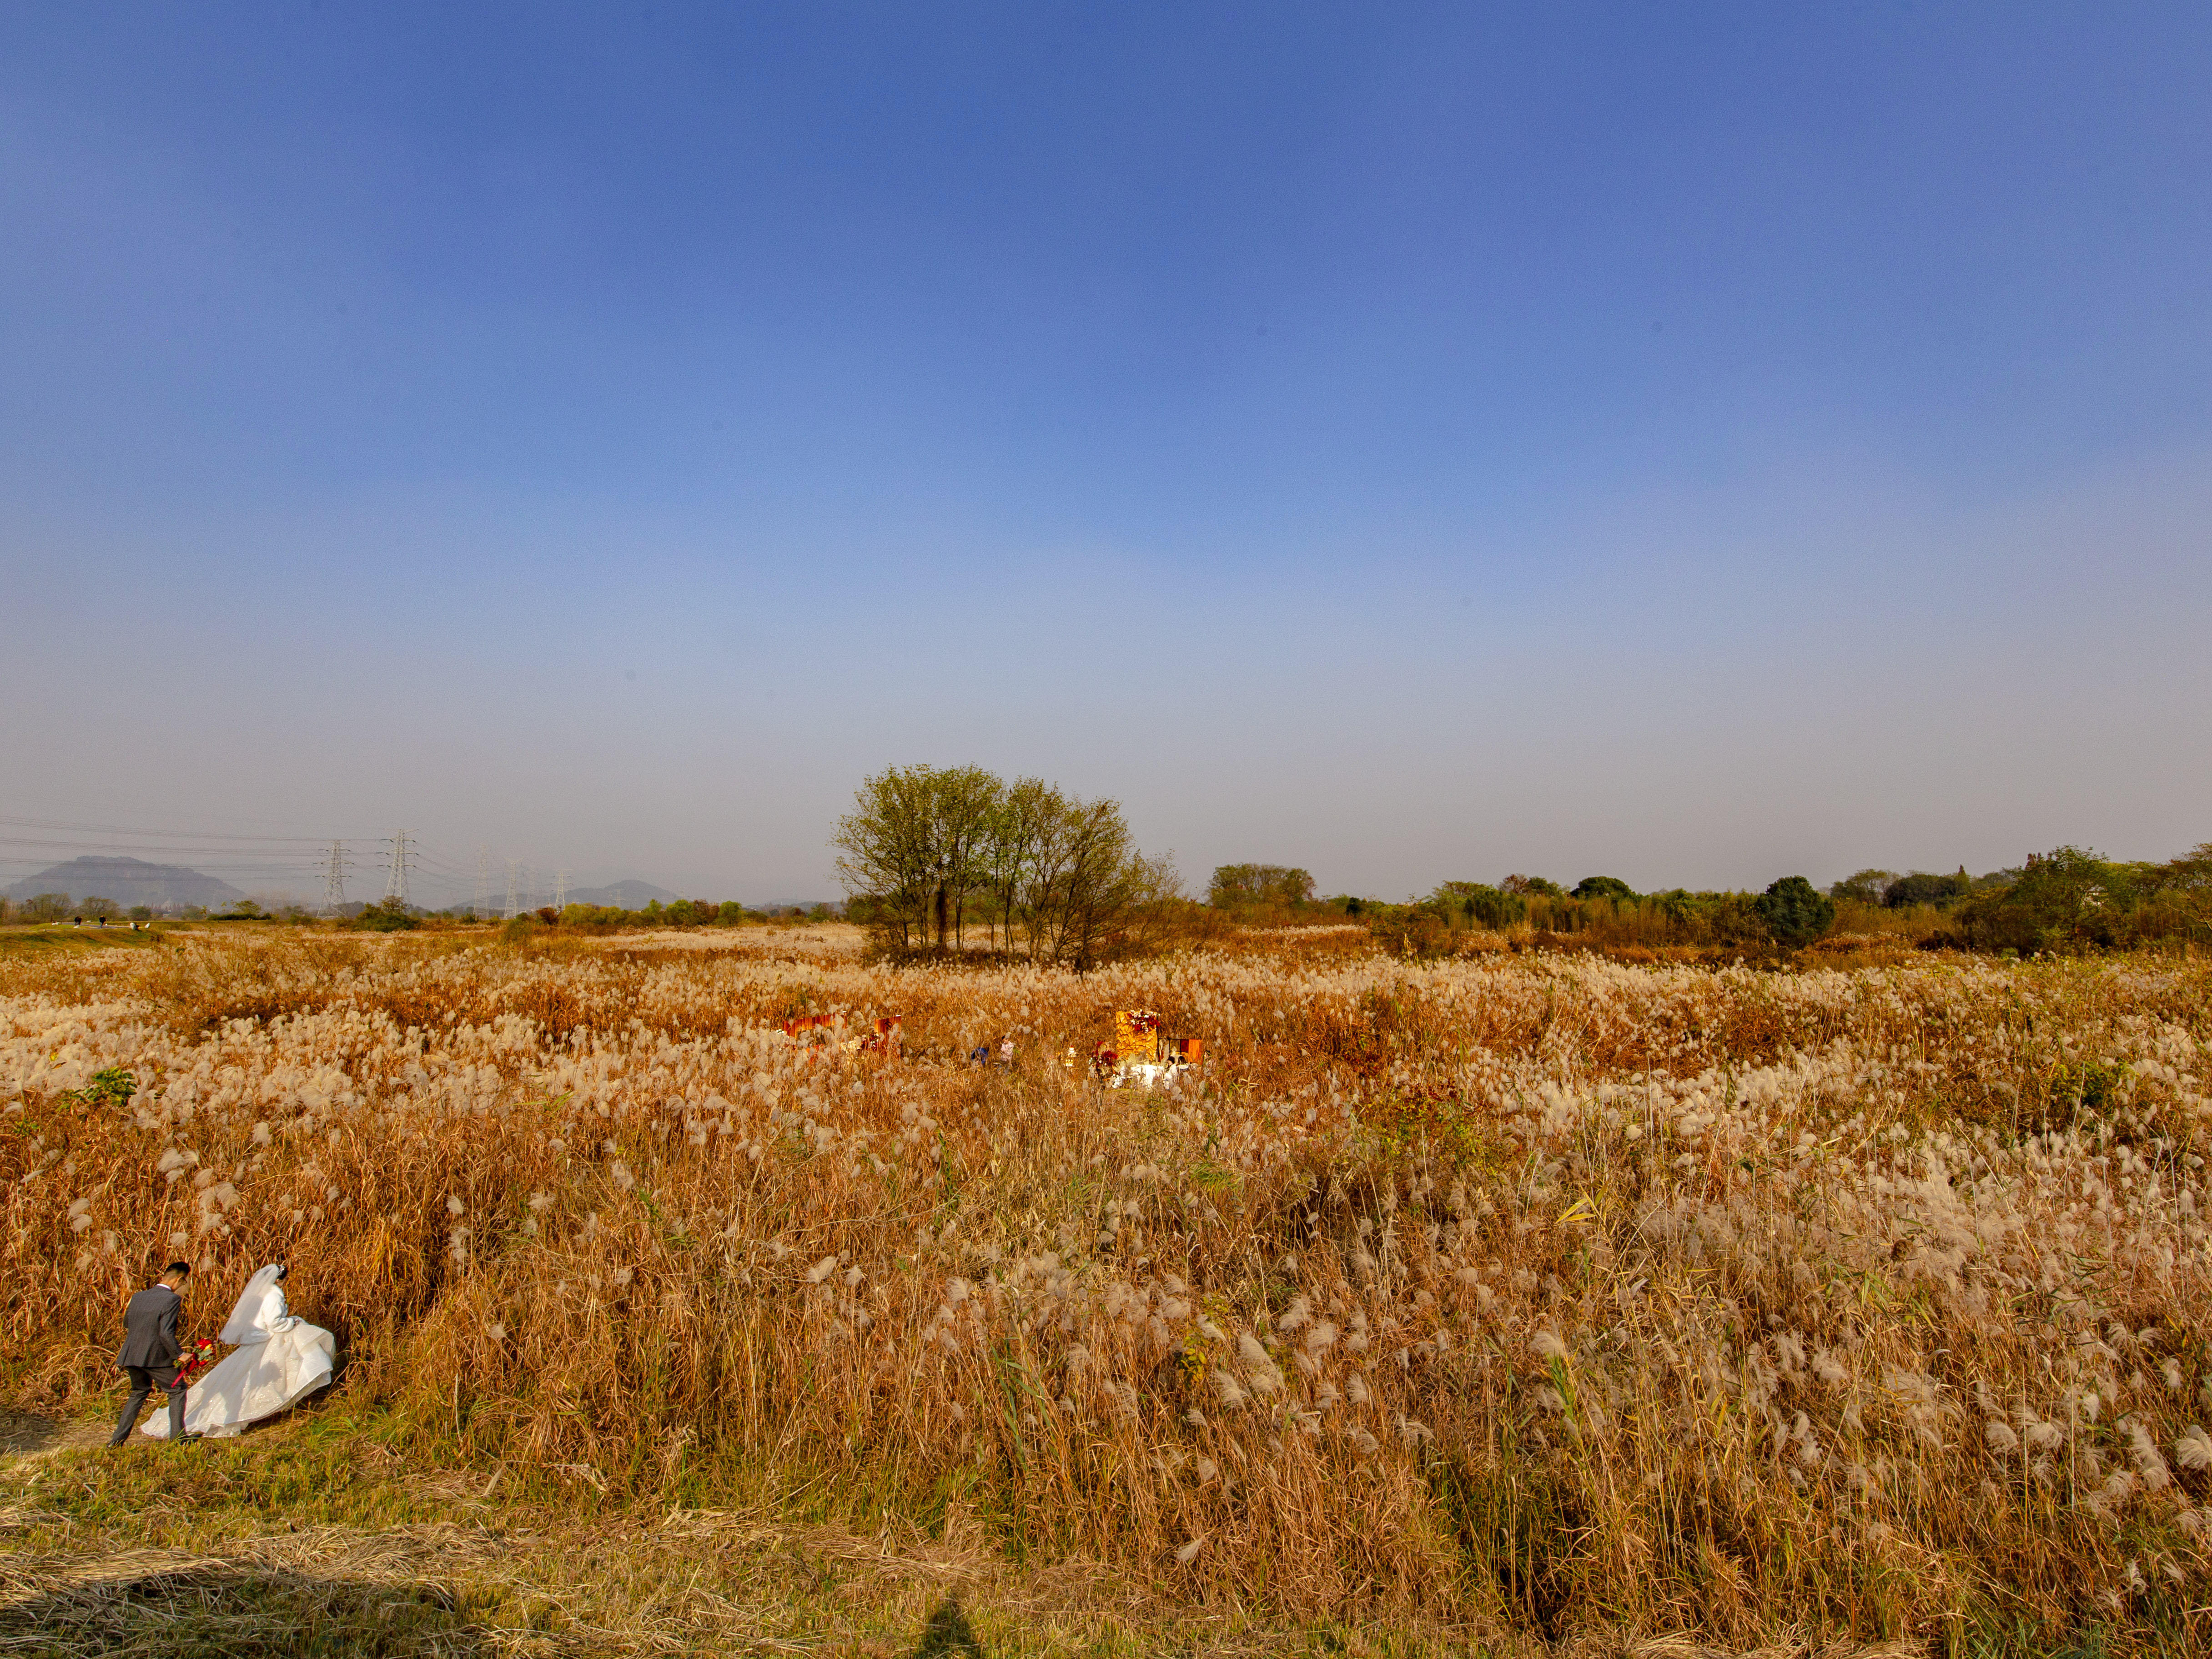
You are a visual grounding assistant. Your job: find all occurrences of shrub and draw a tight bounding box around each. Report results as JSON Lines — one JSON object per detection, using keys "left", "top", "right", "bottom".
{"left": 1753, "top": 876, "right": 1835, "bottom": 947}
{"left": 1365, "top": 900, "right": 1454, "bottom": 957}
{"left": 352, "top": 899, "right": 419, "bottom": 933}
{"left": 1882, "top": 870, "right": 1972, "bottom": 909}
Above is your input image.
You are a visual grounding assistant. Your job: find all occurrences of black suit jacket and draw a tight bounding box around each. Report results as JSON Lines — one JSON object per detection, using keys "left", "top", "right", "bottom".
{"left": 117, "top": 1286, "right": 182, "bottom": 1369}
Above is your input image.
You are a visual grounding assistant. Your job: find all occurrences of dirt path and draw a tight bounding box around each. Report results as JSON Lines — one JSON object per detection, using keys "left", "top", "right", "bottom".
{"left": 0, "top": 1410, "right": 105, "bottom": 1460}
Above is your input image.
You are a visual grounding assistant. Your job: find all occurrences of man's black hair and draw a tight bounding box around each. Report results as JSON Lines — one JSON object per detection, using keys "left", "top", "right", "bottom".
{"left": 162, "top": 1261, "right": 192, "bottom": 1280}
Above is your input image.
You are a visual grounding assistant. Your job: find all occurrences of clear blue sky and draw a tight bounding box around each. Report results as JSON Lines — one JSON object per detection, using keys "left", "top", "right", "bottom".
{"left": 5, "top": 3, "right": 2208, "bottom": 904}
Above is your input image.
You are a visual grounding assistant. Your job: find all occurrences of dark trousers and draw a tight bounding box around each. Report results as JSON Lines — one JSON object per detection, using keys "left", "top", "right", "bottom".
{"left": 110, "top": 1365, "right": 186, "bottom": 1445}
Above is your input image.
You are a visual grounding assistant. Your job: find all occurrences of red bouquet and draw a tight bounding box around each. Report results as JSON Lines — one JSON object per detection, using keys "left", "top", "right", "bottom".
{"left": 172, "top": 1337, "right": 218, "bottom": 1387}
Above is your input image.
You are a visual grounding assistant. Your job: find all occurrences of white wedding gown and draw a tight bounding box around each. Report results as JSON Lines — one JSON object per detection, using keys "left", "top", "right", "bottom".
{"left": 143, "top": 1267, "right": 335, "bottom": 1438}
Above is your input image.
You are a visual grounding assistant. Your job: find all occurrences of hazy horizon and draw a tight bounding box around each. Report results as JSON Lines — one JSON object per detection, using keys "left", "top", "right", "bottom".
{"left": 6, "top": 4, "right": 2208, "bottom": 903}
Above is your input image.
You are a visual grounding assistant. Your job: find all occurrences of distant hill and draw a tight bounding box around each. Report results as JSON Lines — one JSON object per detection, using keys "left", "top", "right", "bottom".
{"left": 565, "top": 880, "right": 681, "bottom": 909}
{"left": 4, "top": 856, "right": 246, "bottom": 910}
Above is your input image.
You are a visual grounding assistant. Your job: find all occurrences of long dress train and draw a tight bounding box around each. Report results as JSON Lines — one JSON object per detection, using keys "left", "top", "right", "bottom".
{"left": 142, "top": 1267, "right": 335, "bottom": 1438}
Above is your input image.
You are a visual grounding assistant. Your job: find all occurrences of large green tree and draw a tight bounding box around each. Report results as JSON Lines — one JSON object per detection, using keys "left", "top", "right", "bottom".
{"left": 833, "top": 766, "right": 1176, "bottom": 965}
{"left": 1570, "top": 875, "right": 1636, "bottom": 903}
{"left": 1954, "top": 846, "right": 2136, "bottom": 953}
{"left": 830, "top": 764, "right": 1001, "bottom": 949}
{"left": 1754, "top": 876, "right": 1835, "bottom": 947}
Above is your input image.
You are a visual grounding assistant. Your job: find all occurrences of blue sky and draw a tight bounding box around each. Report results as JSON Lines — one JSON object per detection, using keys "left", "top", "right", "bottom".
{"left": 4, "top": 3, "right": 2208, "bottom": 905}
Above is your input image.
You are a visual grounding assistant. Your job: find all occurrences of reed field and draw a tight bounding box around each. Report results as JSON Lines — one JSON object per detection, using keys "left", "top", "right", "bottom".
{"left": 5, "top": 925, "right": 2212, "bottom": 1654}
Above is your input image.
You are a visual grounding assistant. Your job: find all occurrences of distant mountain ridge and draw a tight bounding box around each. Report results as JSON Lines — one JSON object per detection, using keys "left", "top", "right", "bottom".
{"left": 4, "top": 856, "right": 246, "bottom": 910}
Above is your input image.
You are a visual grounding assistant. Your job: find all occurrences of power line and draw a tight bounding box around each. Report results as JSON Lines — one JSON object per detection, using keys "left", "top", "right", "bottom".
{"left": 0, "top": 836, "right": 342, "bottom": 859}
{"left": 0, "top": 815, "right": 360, "bottom": 844}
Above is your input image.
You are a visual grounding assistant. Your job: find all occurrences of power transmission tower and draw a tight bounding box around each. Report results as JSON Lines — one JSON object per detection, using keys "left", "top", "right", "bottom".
{"left": 503, "top": 860, "right": 521, "bottom": 920}
{"left": 519, "top": 864, "right": 533, "bottom": 915}
{"left": 554, "top": 870, "right": 570, "bottom": 909}
{"left": 382, "top": 830, "right": 414, "bottom": 905}
{"left": 321, "top": 840, "right": 352, "bottom": 914}
{"left": 474, "top": 846, "right": 492, "bottom": 915}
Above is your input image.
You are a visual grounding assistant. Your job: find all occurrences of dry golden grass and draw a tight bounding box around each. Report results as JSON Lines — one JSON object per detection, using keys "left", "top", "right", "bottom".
{"left": 6, "top": 929, "right": 2211, "bottom": 1653}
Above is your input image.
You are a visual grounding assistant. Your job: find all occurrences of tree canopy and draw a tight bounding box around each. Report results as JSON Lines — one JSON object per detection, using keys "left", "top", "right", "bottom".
{"left": 832, "top": 765, "right": 1178, "bottom": 968}
{"left": 1754, "top": 876, "right": 1835, "bottom": 947}
{"left": 1570, "top": 876, "right": 1636, "bottom": 903}
{"left": 1207, "top": 864, "right": 1317, "bottom": 911}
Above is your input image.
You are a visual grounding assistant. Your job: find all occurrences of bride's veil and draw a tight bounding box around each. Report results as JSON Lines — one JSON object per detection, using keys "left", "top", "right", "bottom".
{"left": 219, "top": 1264, "right": 285, "bottom": 1344}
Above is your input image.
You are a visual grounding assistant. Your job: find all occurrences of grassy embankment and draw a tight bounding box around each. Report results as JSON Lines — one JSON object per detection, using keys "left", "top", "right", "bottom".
{"left": 2, "top": 1401, "right": 1243, "bottom": 1656}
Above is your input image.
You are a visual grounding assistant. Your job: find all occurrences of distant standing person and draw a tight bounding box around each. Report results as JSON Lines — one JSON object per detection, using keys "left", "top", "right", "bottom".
{"left": 109, "top": 1261, "right": 195, "bottom": 1445}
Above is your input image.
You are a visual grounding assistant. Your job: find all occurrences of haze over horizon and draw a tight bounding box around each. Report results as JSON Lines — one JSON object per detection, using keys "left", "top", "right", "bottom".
{"left": 5, "top": 4, "right": 2208, "bottom": 903}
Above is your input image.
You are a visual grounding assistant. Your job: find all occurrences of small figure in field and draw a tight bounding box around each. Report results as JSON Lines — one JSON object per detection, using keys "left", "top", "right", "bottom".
{"left": 110, "top": 1261, "right": 194, "bottom": 1445}
{"left": 968, "top": 1043, "right": 990, "bottom": 1066}
{"left": 997, "top": 1035, "right": 1015, "bottom": 1068}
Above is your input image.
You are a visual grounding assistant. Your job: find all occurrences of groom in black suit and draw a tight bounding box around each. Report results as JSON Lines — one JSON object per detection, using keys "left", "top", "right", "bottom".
{"left": 108, "top": 1261, "right": 195, "bottom": 1446}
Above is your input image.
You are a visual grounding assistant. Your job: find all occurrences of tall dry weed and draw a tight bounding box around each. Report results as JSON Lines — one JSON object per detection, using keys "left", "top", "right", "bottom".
{"left": 6, "top": 933, "right": 2211, "bottom": 1647}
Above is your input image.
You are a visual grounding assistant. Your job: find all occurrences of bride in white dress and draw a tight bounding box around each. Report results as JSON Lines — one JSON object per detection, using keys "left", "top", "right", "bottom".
{"left": 142, "top": 1263, "right": 335, "bottom": 1439}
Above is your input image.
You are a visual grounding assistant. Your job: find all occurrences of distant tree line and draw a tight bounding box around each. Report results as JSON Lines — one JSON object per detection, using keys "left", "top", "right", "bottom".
{"left": 2, "top": 893, "right": 161, "bottom": 924}
{"left": 1197, "top": 841, "right": 2212, "bottom": 956}
{"left": 832, "top": 764, "right": 1180, "bottom": 968}
{"left": 1338, "top": 875, "right": 1836, "bottom": 956}
{"left": 1820, "top": 848, "right": 2212, "bottom": 952}
{"left": 1827, "top": 867, "right": 2007, "bottom": 908}
{"left": 458, "top": 897, "right": 837, "bottom": 935}
{"left": 0, "top": 894, "right": 841, "bottom": 934}
{"left": 1934, "top": 845, "right": 2210, "bottom": 954}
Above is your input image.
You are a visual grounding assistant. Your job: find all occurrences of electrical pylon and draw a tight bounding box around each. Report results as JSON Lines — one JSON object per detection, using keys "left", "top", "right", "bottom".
{"left": 474, "top": 846, "right": 492, "bottom": 915}
{"left": 321, "top": 840, "right": 352, "bottom": 913}
{"left": 503, "top": 860, "right": 520, "bottom": 920}
{"left": 382, "top": 831, "right": 413, "bottom": 905}
{"left": 554, "top": 870, "right": 570, "bottom": 909}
